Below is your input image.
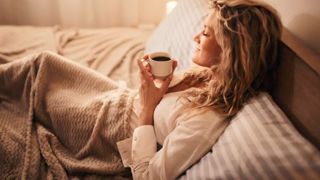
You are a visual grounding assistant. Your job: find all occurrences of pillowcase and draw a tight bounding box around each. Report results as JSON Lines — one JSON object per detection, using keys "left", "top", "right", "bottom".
{"left": 178, "top": 92, "right": 320, "bottom": 179}
{"left": 144, "top": 0, "right": 209, "bottom": 70}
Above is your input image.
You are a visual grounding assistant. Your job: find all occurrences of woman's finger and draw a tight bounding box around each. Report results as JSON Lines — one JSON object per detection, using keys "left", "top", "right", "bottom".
{"left": 137, "top": 58, "right": 144, "bottom": 70}
{"left": 172, "top": 60, "right": 178, "bottom": 71}
{"left": 139, "top": 71, "right": 144, "bottom": 81}
{"left": 141, "top": 54, "right": 153, "bottom": 74}
{"left": 137, "top": 58, "right": 148, "bottom": 73}
{"left": 138, "top": 58, "right": 151, "bottom": 72}
{"left": 159, "top": 74, "right": 173, "bottom": 93}
{"left": 141, "top": 59, "right": 151, "bottom": 72}
{"left": 138, "top": 59, "right": 154, "bottom": 82}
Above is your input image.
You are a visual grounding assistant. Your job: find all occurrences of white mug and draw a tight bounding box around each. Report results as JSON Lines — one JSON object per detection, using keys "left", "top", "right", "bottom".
{"left": 147, "top": 52, "right": 173, "bottom": 79}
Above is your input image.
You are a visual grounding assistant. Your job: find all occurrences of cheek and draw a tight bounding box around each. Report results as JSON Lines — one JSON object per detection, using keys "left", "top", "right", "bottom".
{"left": 192, "top": 51, "right": 212, "bottom": 67}
{"left": 197, "top": 47, "right": 220, "bottom": 66}
{"left": 204, "top": 42, "right": 221, "bottom": 63}
{"left": 192, "top": 37, "right": 221, "bottom": 67}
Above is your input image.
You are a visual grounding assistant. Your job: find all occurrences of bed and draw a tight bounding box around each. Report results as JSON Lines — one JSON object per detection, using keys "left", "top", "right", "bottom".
{"left": 1, "top": 0, "right": 319, "bottom": 179}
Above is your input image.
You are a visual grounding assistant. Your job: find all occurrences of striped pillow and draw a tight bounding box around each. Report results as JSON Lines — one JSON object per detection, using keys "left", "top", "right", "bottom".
{"left": 179, "top": 92, "right": 320, "bottom": 179}
{"left": 144, "top": 0, "right": 209, "bottom": 70}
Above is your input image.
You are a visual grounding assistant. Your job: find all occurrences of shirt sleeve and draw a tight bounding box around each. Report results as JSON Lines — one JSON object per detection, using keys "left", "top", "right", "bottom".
{"left": 132, "top": 125, "right": 157, "bottom": 166}
{"left": 116, "top": 125, "right": 156, "bottom": 168}
{"left": 117, "top": 111, "right": 228, "bottom": 180}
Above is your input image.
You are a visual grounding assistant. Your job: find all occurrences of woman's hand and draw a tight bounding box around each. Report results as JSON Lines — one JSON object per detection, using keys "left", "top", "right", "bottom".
{"left": 137, "top": 55, "right": 177, "bottom": 126}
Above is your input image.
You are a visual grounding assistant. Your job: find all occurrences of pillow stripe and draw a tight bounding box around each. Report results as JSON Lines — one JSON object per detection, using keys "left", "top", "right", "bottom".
{"left": 180, "top": 93, "right": 320, "bottom": 179}
{"left": 252, "top": 95, "right": 316, "bottom": 179}
{"left": 255, "top": 97, "right": 311, "bottom": 169}
{"left": 222, "top": 126, "right": 249, "bottom": 179}
{"left": 229, "top": 116, "right": 266, "bottom": 179}
{"left": 200, "top": 155, "right": 213, "bottom": 179}
{"left": 244, "top": 117, "right": 285, "bottom": 179}
{"left": 261, "top": 95, "right": 316, "bottom": 154}
{"left": 207, "top": 153, "right": 220, "bottom": 179}
{"left": 226, "top": 114, "right": 261, "bottom": 179}
{"left": 243, "top": 104, "right": 294, "bottom": 179}
{"left": 258, "top": 96, "right": 320, "bottom": 179}
{"left": 199, "top": 157, "right": 212, "bottom": 179}
{"left": 214, "top": 141, "right": 238, "bottom": 179}
{"left": 249, "top": 98, "right": 306, "bottom": 179}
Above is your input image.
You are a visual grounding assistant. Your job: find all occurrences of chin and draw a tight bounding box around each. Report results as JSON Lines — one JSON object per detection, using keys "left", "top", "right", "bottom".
{"left": 192, "top": 58, "right": 205, "bottom": 67}
{"left": 191, "top": 59, "right": 205, "bottom": 68}
{"left": 192, "top": 58, "right": 200, "bottom": 66}
{"left": 192, "top": 54, "right": 200, "bottom": 64}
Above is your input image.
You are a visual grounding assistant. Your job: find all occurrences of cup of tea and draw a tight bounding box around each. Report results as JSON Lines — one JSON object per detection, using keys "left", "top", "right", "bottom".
{"left": 147, "top": 52, "right": 173, "bottom": 79}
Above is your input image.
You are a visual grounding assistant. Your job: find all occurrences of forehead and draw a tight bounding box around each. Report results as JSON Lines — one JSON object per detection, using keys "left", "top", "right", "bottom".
{"left": 204, "top": 12, "right": 217, "bottom": 29}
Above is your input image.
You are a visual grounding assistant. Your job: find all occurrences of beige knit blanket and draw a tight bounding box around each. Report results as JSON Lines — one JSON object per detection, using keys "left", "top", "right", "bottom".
{"left": 0, "top": 51, "right": 135, "bottom": 179}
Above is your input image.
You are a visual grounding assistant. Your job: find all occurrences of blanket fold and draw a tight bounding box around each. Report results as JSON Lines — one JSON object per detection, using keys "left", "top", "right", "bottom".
{"left": 0, "top": 51, "right": 134, "bottom": 179}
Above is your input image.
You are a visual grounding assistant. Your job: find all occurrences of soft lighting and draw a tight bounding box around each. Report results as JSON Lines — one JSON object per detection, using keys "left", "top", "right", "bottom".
{"left": 166, "top": 0, "right": 178, "bottom": 15}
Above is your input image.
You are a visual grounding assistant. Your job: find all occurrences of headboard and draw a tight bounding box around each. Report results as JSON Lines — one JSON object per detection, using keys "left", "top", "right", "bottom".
{"left": 272, "top": 28, "right": 320, "bottom": 149}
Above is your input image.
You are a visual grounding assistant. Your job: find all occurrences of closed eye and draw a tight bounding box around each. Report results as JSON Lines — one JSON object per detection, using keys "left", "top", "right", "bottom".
{"left": 202, "top": 25, "right": 210, "bottom": 36}
{"left": 202, "top": 30, "right": 208, "bottom": 36}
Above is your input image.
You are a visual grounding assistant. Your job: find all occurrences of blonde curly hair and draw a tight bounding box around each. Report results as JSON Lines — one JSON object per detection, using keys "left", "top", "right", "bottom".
{"left": 182, "top": 0, "right": 282, "bottom": 118}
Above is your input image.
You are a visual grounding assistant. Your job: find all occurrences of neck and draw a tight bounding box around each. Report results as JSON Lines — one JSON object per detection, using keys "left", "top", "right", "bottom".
{"left": 167, "top": 77, "right": 205, "bottom": 93}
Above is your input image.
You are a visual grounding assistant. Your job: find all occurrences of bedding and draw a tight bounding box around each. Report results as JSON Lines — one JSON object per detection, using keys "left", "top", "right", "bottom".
{"left": 0, "top": 26, "right": 152, "bottom": 89}
{"left": 1, "top": 0, "right": 320, "bottom": 179}
{"left": 179, "top": 92, "right": 320, "bottom": 179}
{"left": 0, "top": 51, "right": 135, "bottom": 179}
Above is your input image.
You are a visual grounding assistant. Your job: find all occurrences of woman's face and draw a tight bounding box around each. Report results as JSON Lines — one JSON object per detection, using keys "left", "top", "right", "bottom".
{"left": 192, "top": 13, "right": 221, "bottom": 67}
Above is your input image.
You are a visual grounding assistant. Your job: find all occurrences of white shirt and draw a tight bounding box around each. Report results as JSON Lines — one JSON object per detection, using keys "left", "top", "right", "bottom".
{"left": 116, "top": 67, "right": 228, "bottom": 180}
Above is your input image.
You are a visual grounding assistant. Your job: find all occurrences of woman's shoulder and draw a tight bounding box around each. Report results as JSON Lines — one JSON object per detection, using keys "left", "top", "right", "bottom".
{"left": 174, "top": 107, "right": 228, "bottom": 142}
{"left": 176, "top": 104, "right": 227, "bottom": 129}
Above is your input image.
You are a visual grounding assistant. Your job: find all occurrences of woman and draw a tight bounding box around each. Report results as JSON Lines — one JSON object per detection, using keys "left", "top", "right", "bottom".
{"left": 119, "top": 0, "right": 282, "bottom": 179}
{"left": 0, "top": 0, "right": 281, "bottom": 179}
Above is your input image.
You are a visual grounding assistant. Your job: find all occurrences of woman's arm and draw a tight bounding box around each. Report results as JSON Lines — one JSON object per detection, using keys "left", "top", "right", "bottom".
{"left": 137, "top": 55, "right": 176, "bottom": 126}
{"left": 130, "top": 110, "right": 228, "bottom": 179}
{"left": 128, "top": 57, "right": 227, "bottom": 179}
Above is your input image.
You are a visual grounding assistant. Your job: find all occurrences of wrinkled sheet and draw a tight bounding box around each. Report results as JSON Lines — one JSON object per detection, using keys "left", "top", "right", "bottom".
{"left": 0, "top": 26, "right": 152, "bottom": 88}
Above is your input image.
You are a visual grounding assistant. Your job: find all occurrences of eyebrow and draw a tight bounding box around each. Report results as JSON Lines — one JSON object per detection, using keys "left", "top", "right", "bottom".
{"left": 204, "top": 25, "right": 211, "bottom": 31}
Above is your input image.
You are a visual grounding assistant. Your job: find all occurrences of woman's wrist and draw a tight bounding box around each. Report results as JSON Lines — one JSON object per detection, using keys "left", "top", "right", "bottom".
{"left": 138, "top": 108, "right": 154, "bottom": 126}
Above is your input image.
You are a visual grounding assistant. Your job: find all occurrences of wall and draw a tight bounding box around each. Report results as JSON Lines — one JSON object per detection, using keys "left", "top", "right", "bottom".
{"left": 0, "top": 0, "right": 166, "bottom": 27}
{"left": 264, "top": 0, "right": 320, "bottom": 54}
{"left": 0, "top": 0, "right": 319, "bottom": 54}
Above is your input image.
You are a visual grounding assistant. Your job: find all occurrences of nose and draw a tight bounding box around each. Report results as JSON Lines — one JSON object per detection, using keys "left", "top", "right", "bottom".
{"left": 193, "top": 32, "right": 200, "bottom": 44}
